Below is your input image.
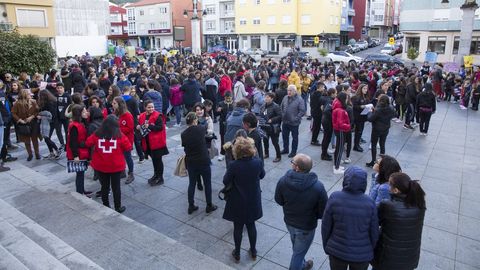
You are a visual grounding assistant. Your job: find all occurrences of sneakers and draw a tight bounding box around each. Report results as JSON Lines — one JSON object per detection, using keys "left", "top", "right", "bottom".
{"left": 310, "top": 141, "right": 321, "bottom": 146}
{"left": 273, "top": 157, "right": 281, "bottom": 163}
{"left": 0, "top": 164, "right": 11, "bottom": 172}
{"left": 321, "top": 154, "right": 333, "bottom": 161}
{"left": 115, "top": 206, "right": 126, "bottom": 213}
{"left": 343, "top": 158, "right": 351, "bottom": 164}
{"left": 333, "top": 167, "right": 345, "bottom": 174}
{"left": 420, "top": 132, "right": 428, "bottom": 136}
{"left": 353, "top": 146, "right": 364, "bottom": 152}
{"left": 304, "top": 260, "right": 314, "bottom": 270}
{"left": 366, "top": 161, "right": 375, "bottom": 167}
{"left": 138, "top": 158, "right": 145, "bottom": 164}
{"left": 150, "top": 177, "right": 164, "bottom": 186}
{"left": 188, "top": 205, "right": 199, "bottom": 214}
{"left": 173, "top": 123, "right": 182, "bottom": 128}
{"left": 327, "top": 148, "right": 335, "bottom": 154}
{"left": 394, "top": 118, "right": 403, "bottom": 123}
{"left": 125, "top": 172, "right": 135, "bottom": 184}
{"left": 206, "top": 204, "right": 218, "bottom": 213}
{"left": 403, "top": 124, "right": 414, "bottom": 130}
{"left": 217, "top": 155, "right": 225, "bottom": 161}
{"left": 44, "top": 153, "right": 55, "bottom": 160}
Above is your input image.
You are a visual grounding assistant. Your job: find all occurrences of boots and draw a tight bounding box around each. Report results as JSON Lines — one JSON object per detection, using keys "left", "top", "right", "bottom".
{"left": 125, "top": 172, "right": 135, "bottom": 184}
{"left": 0, "top": 162, "right": 10, "bottom": 172}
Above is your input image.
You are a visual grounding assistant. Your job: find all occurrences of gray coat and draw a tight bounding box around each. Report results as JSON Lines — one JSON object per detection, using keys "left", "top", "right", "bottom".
{"left": 38, "top": 110, "right": 52, "bottom": 137}
{"left": 280, "top": 94, "right": 305, "bottom": 126}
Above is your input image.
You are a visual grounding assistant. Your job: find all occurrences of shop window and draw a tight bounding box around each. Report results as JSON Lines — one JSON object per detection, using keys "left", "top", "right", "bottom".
{"left": 427, "top": 36, "right": 446, "bottom": 54}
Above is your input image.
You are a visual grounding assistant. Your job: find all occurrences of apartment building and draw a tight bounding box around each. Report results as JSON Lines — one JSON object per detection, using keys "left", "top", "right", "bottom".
{"left": 235, "top": 0, "right": 342, "bottom": 56}
{"left": 202, "top": 0, "right": 237, "bottom": 51}
{"left": 108, "top": 3, "right": 128, "bottom": 46}
{"left": 349, "top": 0, "right": 367, "bottom": 40}
{"left": 367, "top": 0, "right": 394, "bottom": 39}
{"left": 340, "top": 0, "right": 356, "bottom": 44}
{"left": 400, "top": 0, "right": 480, "bottom": 63}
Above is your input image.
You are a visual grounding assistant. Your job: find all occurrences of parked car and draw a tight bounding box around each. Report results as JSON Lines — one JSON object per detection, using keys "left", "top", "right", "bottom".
{"left": 356, "top": 41, "right": 369, "bottom": 50}
{"left": 394, "top": 43, "right": 403, "bottom": 55}
{"left": 208, "top": 44, "right": 229, "bottom": 53}
{"left": 135, "top": 47, "right": 145, "bottom": 55}
{"left": 351, "top": 44, "right": 361, "bottom": 53}
{"left": 241, "top": 48, "right": 267, "bottom": 57}
{"left": 327, "top": 51, "right": 363, "bottom": 65}
{"left": 364, "top": 54, "right": 404, "bottom": 66}
{"left": 368, "top": 39, "right": 380, "bottom": 48}
{"left": 380, "top": 44, "right": 396, "bottom": 55}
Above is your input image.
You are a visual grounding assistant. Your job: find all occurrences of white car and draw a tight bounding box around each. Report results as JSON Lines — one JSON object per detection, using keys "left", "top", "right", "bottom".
{"left": 241, "top": 48, "right": 267, "bottom": 57}
{"left": 327, "top": 51, "right": 363, "bottom": 65}
{"left": 356, "top": 41, "right": 369, "bottom": 50}
{"left": 380, "top": 44, "right": 396, "bottom": 55}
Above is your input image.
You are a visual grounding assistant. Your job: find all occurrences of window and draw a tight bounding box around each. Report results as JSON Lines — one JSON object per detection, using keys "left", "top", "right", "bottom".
{"left": 240, "top": 18, "right": 247, "bottom": 25}
{"left": 406, "top": 37, "right": 420, "bottom": 51}
{"left": 16, "top": 9, "right": 47, "bottom": 27}
{"left": 470, "top": 37, "right": 480, "bottom": 54}
{"left": 267, "top": 16, "right": 276, "bottom": 25}
{"left": 374, "top": 15, "right": 383, "bottom": 21}
{"left": 254, "top": 0, "right": 261, "bottom": 4}
{"left": 239, "top": 0, "right": 246, "bottom": 4}
{"left": 206, "top": 20, "right": 216, "bottom": 30}
{"left": 110, "top": 14, "right": 121, "bottom": 23}
{"left": 282, "top": 15, "right": 291, "bottom": 24}
{"left": 159, "top": 7, "right": 167, "bottom": 14}
{"left": 453, "top": 36, "right": 460, "bottom": 55}
{"left": 159, "top": 21, "right": 168, "bottom": 29}
{"left": 253, "top": 18, "right": 260, "bottom": 25}
{"left": 283, "top": 0, "right": 291, "bottom": 2}
{"left": 427, "top": 36, "right": 446, "bottom": 54}
{"left": 139, "top": 10, "right": 144, "bottom": 16}
{"left": 150, "top": 23, "right": 155, "bottom": 29}
{"left": 341, "top": 17, "right": 346, "bottom": 24}
{"left": 335, "top": 16, "right": 339, "bottom": 25}
{"left": 149, "top": 8, "right": 154, "bottom": 15}
{"left": 140, "top": 23, "right": 145, "bottom": 30}
{"left": 301, "top": 15, "right": 311, "bottom": 24}
{"left": 205, "top": 5, "right": 215, "bottom": 15}
{"left": 128, "top": 22, "right": 136, "bottom": 34}
{"left": 224, "top": 21, "right": 235, "bottom": 32}
{"left": 127, "top": 9, "right": 135, "bottom": 20}
{"left": 251, "top": 36, "right": 261, "bottom": 48}
{"left": 330, "top": 16, "right": 334, "bottom": 25}
{"left": 343, "top": 0, "right": 347, "bottom": 7}
{"left": 268, "top": 0, "right": 275, "bottom": 3}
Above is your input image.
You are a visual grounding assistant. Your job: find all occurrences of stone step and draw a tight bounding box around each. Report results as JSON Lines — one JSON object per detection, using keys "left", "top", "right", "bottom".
{"left": 0, "top": 218, "right": 69, "bottom": 270}
{"left": 0, "top": 199, "right": 103, "bottom": 270}
{"left": 2, "top": 162, "right": 233, "bottom": 270}
{"left": 0, "top": 243, "right": 29, "bottom": 270}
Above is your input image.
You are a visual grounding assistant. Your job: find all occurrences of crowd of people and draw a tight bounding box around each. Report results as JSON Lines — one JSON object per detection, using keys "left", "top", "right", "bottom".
{"left": 0, "top": 48, "right": 473, "bottom": 269}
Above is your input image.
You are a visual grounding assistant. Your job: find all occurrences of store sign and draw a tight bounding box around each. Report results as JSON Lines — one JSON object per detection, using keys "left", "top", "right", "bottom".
{"left": 148, "top": 29, "right": 171, "bottom": 34}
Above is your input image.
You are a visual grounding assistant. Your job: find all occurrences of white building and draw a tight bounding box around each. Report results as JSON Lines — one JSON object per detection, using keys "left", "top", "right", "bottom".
{"left": 126, "top": 0, "right": 173, "bottom": 49}
{"left": 202, "top": 0, "right": 237, "bottom": 51}
{"left": 54, "top": 0, "right": 110, "bottom": 57}
{"left": 367, "top": 0, "right": 394, "bottom": 39}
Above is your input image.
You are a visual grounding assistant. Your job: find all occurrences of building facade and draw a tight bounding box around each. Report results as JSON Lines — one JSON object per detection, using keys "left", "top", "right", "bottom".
{"left": 349, "top": 0, "right": 367, "bottom": 40}
{"left": 367, "top": 0, "right": 394, "bottom": 39}
{"left": 108, "top": 3, "right": 128, "bottom": 46}
{"left": 235, "top": 0, "right": 341, "bottom": 56}
{"left": 340, "top": 0, "right": 356, "bottom": 44}
{"left": 202, "top": 0, "right": 237, "bottom": 51}
{"left": 0, "top": 0, "right": 56, "bottom": 41}
{"left": 54, "top": 0, "right": 109, "bottom": 57}
{"left": 400, "top": 0, "right": 480, "bottom": 63}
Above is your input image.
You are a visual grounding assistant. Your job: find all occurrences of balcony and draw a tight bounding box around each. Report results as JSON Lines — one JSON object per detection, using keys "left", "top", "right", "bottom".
{"left": 347, "top": 25, "right": 355, "bottom": 32}
{"left": 220, "top": 11, "right": 235, "bottom": 18}
{"left": 220, "top": 28, "right": 235, "bottom": 34}
{"left": 0, "top": 22, "right": 13, "bottom": 32}
{"left": 348, "top": 8, "right": 355, "bottom": 17}
{"left": 219, "top": 0, "right": 234, "bottom": 2}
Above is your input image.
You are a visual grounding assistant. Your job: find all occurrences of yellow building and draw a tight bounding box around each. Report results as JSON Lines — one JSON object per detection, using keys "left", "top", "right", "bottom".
{"left": 235, "top": 0, "right": 342, "bottom": 55}
{"left": 0, "top": 0, "right": 55, "bottom": 39}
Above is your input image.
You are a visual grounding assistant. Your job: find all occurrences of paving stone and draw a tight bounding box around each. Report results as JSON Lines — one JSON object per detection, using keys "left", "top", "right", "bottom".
{"left": 420, "top": 177, "right": 462, "bottom": 197}
{"left": 458, "top": 215, "right": 480, "bottom": 242}
{"left": 251, "top": 259, "right": 287, "bottom": 270}
{"left": 460, "top": 199, "right": 480, "bottom": 220}
{"left": 424, "top": 208, "right": 458, "bottom": 234}
{"left": 0, "top": 244, "right": 28, "bottom": 270}
{"left": 425, "top": 191, "right": 460, "bottom": 214}
{"left": 417, "top": 250, "right": 455, "bottom": 270}
{"left": 135, "top": 209, "right": 183, "bottom": 235}
{"left": 203, "top": 239, "right": 258, "bottom": 270}
{"left": 421, "top": 226, "right": 457, "bottom": 260}
{"left": 456, "top": 236, "right": 480, "bottom": 269}
{"left": 165, "top": 223, "right": 219, "bottom": 253}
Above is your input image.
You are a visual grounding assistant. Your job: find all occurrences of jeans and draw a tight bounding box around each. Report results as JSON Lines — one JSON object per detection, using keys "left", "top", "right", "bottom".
{"left": 353, "top": 120, "right": 365, "bottom": 147}
{"left": 370, "top": 131, "right": 388, "bottom": 162}
{"left": 334, "top": 131, "right": 345, "bottom": 169}
{"left": 286, "top": 225, "right": 315, "bottom": 270}
{"left": 124, "top": 151, "right": 134, "bottom": 173}
{"left": 173, "top": 105, "right": 183, "bottom": 125}
{"left": 233, "top": 222, "right": 257, "bottom": 254}
{"left": 263, "top": 132, "right": 281, "bottom": 158}
{"left": 311, "top": 115, "right": 322, "bottom": 143}
{"left": 301, "top": 92, "right": 309, "bottom": 113}
{"left": 49, "top": 120, "right": 67, "bottom": 146}
{"left": 405, "top": 103, "right": 415, "bottom": 125}
{"left": 0, "top": 125, "right": 4, "bottom": 154}
{"left": 187, "top": 163, "right": 212, "bottom": 206}
{"left": 75, "top": 171, "right": 85, "bottom": 194}
{"left": 321, "top": 123, "right": 333, "bottom": 156}
{"left": 329, "top": 255, "right": 369, "bottom": 270}
{"left": 134, "top": 131, "right": 144, "bottom": 160}
{"left": 282, "top": 124, "right": 299, "bottom": 154}
{"left": 418, "top": 110, "right": 432, "bottom": 133}
{"left": 98, "top": 171, "right": 122, "bottom": 209}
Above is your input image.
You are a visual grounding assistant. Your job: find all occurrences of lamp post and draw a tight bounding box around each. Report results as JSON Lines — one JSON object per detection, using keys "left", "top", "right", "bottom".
{"left": 183, "top": 0, "right": 207, "bottom": 55}
{"left": 443, "top": 0, "right": 479, "bottom": 64}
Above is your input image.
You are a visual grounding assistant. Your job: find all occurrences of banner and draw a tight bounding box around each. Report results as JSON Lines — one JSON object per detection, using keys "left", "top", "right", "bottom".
{"left": 425, "top": 52, "right": 438, "bottom": 64}
{"left": 443, "top": 62, "right": 460, "bottom": 73}
{"left": 464, "top": 55, "right": 474, "bottom": 68}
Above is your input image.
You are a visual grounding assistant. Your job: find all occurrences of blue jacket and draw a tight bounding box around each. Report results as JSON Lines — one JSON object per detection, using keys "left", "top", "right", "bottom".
{"left": 116, "top": 79, "right": 132, "bottom": 91}
{"left": 369, "top": 173, "right": 391, "bottom": 206}
{"left": 222, "top": 157, "right": 265, "bottom": 223}
{"left": 275, "top": 170, "right": 328, "bottom": 231}
{"left": 143, "top": 90, "right": 163, "bottom": 113}
{"left": 321, "top": 166, "right": 379, "bottom": 263}
{"left": 180, "top": 79, "right": 202, "bottom": 106}
{"left": 224, "top": 107, "right": 246, "bottom": 143}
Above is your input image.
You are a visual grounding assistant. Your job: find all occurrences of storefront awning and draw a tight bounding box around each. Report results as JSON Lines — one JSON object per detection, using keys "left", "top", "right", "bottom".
{"left": 319, "top": 33, "right": 340, "bottom": 41}
{"left": 277, "top": 35, "right": 296, "bottom": 41}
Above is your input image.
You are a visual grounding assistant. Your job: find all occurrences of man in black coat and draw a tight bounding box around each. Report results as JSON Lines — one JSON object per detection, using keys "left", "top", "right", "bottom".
{"left": 242, "top": 112, "right": 264, "bottom": 162}
{"left": 275, "top": 153, "right": 328, "bottom": 270}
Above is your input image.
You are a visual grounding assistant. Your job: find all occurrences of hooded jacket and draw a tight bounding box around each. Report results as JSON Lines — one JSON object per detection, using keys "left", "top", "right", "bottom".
{"left": 321, "top": 166, "right": 379, "bottom": 263}
{"left": 143, "top": 89, "right": 163, "bottom": 113}
{"left": 180, "top": 78, "right": 202, "bottom": 106}
{"left": 332, "top": 98, "right": 351, "bottom": 132}
{"left": 224, "top": 107, "right": 247, "bottom": 143}
{"left": 367, "top": 104, "right": 396, "bottom": 135}
{"left": 275, "top": 170, "right": 328, "bottom": 231}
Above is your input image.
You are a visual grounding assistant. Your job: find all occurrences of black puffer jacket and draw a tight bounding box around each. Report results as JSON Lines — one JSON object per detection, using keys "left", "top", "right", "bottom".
{"left": 372, "top": 194, "right": 426, "bottom": 270}
{"left": 367, "top": 105, "right": 396, "bottom": 135}
{"left": 416, "top": 91, "right": 436, "bottom": 112}
{"left": 405, "top": 83, "right": 417, "bottom": 105}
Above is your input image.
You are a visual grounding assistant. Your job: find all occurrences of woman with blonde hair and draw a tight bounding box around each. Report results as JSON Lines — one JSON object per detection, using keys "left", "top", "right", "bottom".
{"left": 222, "top": 136, "right": 265, "bottom": 263}
{"left": 12, "top": 89, "right": 40, "bottom": 161}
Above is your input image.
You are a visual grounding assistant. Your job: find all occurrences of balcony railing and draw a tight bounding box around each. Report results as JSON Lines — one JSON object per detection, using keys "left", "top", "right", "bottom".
{"left": 220, "top": 11, "right": 235, "bottom": 18}
{"left": 0, "top": 22, "right": 13, "bottom": 32}
{"left": 348, "top": 8, "right": 355, "bottom": 17}
{"left": 347, "top": 25, "right": 355, "bottom": 32}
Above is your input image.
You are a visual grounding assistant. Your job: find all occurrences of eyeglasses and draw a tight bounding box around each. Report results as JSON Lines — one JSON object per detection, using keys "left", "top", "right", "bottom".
{"left": 290, "top": 159, "right": 297, "bottom": 166}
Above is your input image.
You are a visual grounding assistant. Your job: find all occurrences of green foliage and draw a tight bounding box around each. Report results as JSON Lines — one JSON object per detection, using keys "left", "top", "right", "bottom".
{"left": 0, "top": 30, "right": 56, "bottom": 76}
{"left": 318, "top": 48, "right": 329, "bottom": 57}
{"left": 407, "top": 47, "right": 419, "bottom": 61}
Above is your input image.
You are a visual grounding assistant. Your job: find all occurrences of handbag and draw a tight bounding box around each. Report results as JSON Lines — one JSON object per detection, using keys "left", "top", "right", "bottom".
{"left": 209, "top": 139, "right": 219, "bottom": 159}
{"left": 218, "top": 182, "right": 233, "bottom": 201}
{"left": 174, "top": 155, "right": 188, "bottom": 177}
{"left": 16, "top": 123, "right": 31, "bottom": 136}
{"left": 66, "top": 160, "right": 89, "bottom": 173}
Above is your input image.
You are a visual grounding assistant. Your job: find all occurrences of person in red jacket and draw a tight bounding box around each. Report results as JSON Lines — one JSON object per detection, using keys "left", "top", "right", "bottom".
{"left": 137, "top": 100, "right": 169, "bottom": 186}
{"left": 66, "top": 104, "right": 92, "bottom": 197}
{"left": 86, "top": 114, "right": 132, "bottom": 213}
{"left": 332, "top": 92, "right": 351, "bottom": 174}
{"left": 218, "top": 69, "right": 232, "bottom": 101}
{"left": 113, "top": 96, "right": 135, "bottom": 184}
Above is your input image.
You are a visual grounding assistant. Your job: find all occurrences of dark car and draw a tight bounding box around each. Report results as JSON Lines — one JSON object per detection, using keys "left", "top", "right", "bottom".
{"left": 364, "top": 54, "right": 404, "bottom": 66}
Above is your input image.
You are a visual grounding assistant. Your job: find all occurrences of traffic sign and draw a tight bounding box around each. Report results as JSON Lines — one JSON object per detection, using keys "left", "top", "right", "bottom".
{"left": 314, "top": 36, "right": 320, "bottom": 44}
{"left": 389, "top": 37, "right": 395, "bottom": 45}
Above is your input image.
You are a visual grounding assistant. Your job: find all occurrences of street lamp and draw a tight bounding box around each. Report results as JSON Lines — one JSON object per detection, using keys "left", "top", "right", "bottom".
{"left": 183, "top": 0, "right": 207, "bottom": 55}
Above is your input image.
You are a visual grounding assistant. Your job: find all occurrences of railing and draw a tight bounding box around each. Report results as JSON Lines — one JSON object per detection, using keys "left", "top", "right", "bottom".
{"left": 348, "top": 8, "right": 355, "bottom": 17}
{"left": 0, "top": 22, "right": 13, "bottom": 32}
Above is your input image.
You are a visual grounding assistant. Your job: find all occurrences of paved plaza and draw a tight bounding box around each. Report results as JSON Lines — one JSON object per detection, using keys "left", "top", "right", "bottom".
{"left": 1, "top": 101, "right": 480, "bottom": 270}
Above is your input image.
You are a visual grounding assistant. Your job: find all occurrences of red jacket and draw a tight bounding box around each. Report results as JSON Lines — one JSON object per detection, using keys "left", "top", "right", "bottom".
{"left": 66, "top": 121, "right": 90, "bottom": 160}
{"left": 138, "top": 111, "right": 167, "bottom": 151}
{"left": 119, "top": 112, "right": 134, "bottom": 144}
{"left": 332, "top": 98, "right": 351, "bottom": 132}
{"left": 85, "top": 133, "right": 132, "bottom": 173}
{"left": 219, "top": 75, "right": 232, "bottom": 97}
